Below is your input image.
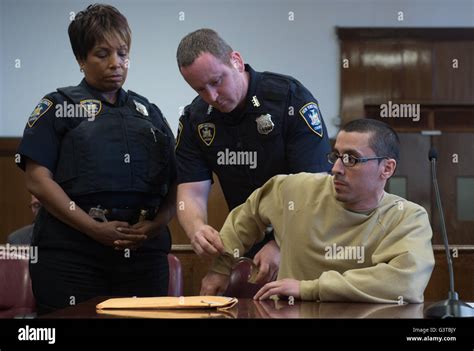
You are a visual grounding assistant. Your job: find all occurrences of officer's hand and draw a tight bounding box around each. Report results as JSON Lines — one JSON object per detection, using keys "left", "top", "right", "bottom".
{"left": 91, "top": 221, "right": 147, "bottom": 248}
{"left": 253, "top": 240, "right": 280, "bottom": 284}
{"left": 191, "top": 224, "right": 225, "bottom": 256}
{"left": 200, "top": 271, "right": 229, "bottom": 296}
{"left": 113, "top": 220, "right": 161, "bottom": 250}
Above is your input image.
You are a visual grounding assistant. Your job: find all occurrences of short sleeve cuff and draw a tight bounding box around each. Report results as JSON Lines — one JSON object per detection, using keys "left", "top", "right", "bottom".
{"left": 176, "top": 171, "right": 212, "bottom": 184}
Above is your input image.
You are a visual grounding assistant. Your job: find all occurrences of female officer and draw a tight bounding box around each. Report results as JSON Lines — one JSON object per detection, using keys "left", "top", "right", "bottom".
{"left": 17, "top": 4, "right": 176, "bottom": 314}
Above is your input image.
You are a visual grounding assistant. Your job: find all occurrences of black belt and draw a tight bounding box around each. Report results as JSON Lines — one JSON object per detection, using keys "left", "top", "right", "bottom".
{"left": 84, "top": 205, "right": 158, "bottom": 224}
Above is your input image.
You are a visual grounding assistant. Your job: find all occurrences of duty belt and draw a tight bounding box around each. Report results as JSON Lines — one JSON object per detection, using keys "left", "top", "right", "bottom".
{"left": 86, "top": 205, "right": 158, "bottom": 224}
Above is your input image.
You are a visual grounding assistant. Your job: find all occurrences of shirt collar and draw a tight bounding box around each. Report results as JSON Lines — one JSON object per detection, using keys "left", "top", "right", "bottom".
{"left": 242, "top": 64, "right": 265, "bottom": 114}
{"left": 79, "top": 79, "right": 127, "bottom": 107}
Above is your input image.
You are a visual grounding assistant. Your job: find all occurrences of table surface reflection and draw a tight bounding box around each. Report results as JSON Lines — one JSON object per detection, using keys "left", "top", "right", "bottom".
{"left": 42, "top": 297, "right": 429, "bottom": 319}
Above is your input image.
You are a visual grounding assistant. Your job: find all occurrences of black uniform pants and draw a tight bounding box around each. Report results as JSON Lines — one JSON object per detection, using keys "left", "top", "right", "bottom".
{"left": 30, "top": 209, "right": 169, "bottom": 315}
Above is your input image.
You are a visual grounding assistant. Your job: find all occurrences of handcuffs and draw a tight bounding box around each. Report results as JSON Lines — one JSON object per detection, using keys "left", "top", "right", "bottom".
{"left": 224, "top": 252, "right": 260, "bottom": 284}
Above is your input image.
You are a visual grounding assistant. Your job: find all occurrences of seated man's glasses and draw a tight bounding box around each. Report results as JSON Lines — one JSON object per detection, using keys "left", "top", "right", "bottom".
{"left": 327, "top": 151, "right": 388, "bottom": 167}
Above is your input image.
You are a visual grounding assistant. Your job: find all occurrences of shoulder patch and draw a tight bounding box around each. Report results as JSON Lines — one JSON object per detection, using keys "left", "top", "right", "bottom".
{"left": 28, "top": 98, "right": 53, "bottom": 128}
{"left": 299, "top": 102, "right": 323, "bottom": 138}
{"left": 176, "top": 121, "right": 183, "bottom": 149}
{"left": 197, "top": 123, "right": 215, "bottom": 146}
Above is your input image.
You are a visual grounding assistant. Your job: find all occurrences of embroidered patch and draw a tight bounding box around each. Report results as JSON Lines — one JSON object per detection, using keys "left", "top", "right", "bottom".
{"left": 197, "top": 123, "right": 216, "bottom": 146}
{"left": 79, "top": 99, "right": 102, "bottom": 119}
{"left": 299, "top": 102, "right": 323, "bottom": 138}
{"left": 27, "top": 99, "right": 53, "bottom": 127}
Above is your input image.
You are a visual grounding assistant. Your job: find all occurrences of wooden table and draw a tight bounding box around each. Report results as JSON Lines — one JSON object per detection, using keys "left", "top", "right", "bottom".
{"left": 42, "top": 297, "right": 428, "bottom": 319}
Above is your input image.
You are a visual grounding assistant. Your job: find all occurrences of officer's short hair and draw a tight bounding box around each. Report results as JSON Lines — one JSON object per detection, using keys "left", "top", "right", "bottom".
{"left": 68, "top": 4, "right": 131, "bottom": 61}
{"left": 177, "top": 28, "right": 233, "bottom": 68}
{"left": 341, "top": 119, "right": 400, "bottom": 163}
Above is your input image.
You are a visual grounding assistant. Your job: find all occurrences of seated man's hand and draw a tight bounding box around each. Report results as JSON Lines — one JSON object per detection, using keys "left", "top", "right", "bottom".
{"left": 253, "top": 240, "right": 280, "bottom": 283}
{"left": 253, "top": 278, "right": 301, "bottom": 301}
{"left": 191, "top": 224, "right": 225, "bottom": 256}
{"left": 200, "top": 271, "right": 229, "bottom": 296}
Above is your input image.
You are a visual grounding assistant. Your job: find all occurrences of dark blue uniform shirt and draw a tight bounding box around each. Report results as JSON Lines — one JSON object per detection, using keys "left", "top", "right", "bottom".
{"left": 176, "top": 64, "right": 331, "bottom": 210}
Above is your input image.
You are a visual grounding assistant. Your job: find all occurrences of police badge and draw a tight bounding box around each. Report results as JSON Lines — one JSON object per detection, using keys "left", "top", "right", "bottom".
{"left": 299, "top": 102, "right": 323, "bottom": 137}
{"left": 255, "top": 114, "right": 274, "bottom": 135}
{"left": 133, "top": 100, "right": 149, "bottom": 116}
{"left": 198, "top": 123, "right": 216, "bottom": 146}
{"left": 80, "top": 99, "right": 102, "bottom": 120}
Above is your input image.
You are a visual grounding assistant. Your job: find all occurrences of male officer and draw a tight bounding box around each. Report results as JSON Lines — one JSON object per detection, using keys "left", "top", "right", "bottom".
{"left": 175, "top": 28, "right": 332, "bottom": 283}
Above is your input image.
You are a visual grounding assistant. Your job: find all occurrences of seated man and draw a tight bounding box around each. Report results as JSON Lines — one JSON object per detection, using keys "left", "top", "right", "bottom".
{"left": 201, "top": 119, "right": 435, "bottom": 303}
{"left": 7, "top": 195, "right": 41, "bottom": 245}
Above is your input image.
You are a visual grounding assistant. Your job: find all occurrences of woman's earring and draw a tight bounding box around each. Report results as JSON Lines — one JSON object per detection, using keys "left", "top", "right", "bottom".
{"left": 80, "top": 67, "right": 84, "bottom": 73}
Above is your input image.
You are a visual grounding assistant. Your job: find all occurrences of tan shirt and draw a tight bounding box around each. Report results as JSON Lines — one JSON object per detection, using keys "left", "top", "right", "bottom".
{"left": 211, "top": 173, "right": 435, "bottom": 303}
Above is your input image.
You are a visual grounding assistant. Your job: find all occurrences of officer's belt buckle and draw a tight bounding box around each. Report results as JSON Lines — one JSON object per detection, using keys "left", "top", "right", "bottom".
{"left": 88, "top": 207, "right": 109, "bottom": 222}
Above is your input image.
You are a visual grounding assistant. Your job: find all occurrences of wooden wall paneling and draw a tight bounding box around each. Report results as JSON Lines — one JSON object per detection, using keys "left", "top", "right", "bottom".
{"left": 434, "top": 106, "right": 474, "bottom": 132}
{"left": 0, "top": 138, "right": 32, "bottom": 243}
{"left": 342, "top": 40, "right": 434, "bottom": 126}
{"left": 431, "top": 133, "right": 474, "bottom": 245}
{"left": 364, "top": 104, "right": 432, "bottom": 131}
{"left": 340, "top": 40, "right": 366, "bottom": 122}
{"left": 390, "top": 133, "right": 432, "bottom": 216}
{"left": 433, "top": 41, "right": 474, "bottom": 103}
{"left": 206, "top": 175, "right": 229, "bottom": 232}
{"left": 398, "top": 41, "right": 433, "bottom": 101}
{"left": 362, "top": 40, "right": 401, "bottom": 105}
{"left": 172, "top": 247, "right": 213, "bottom": 296}
{"left": 336, "top": 28, "right": 474, "bottom": 42}
{"left": 424, "top": 247, "right": 474, "bottom": 301}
